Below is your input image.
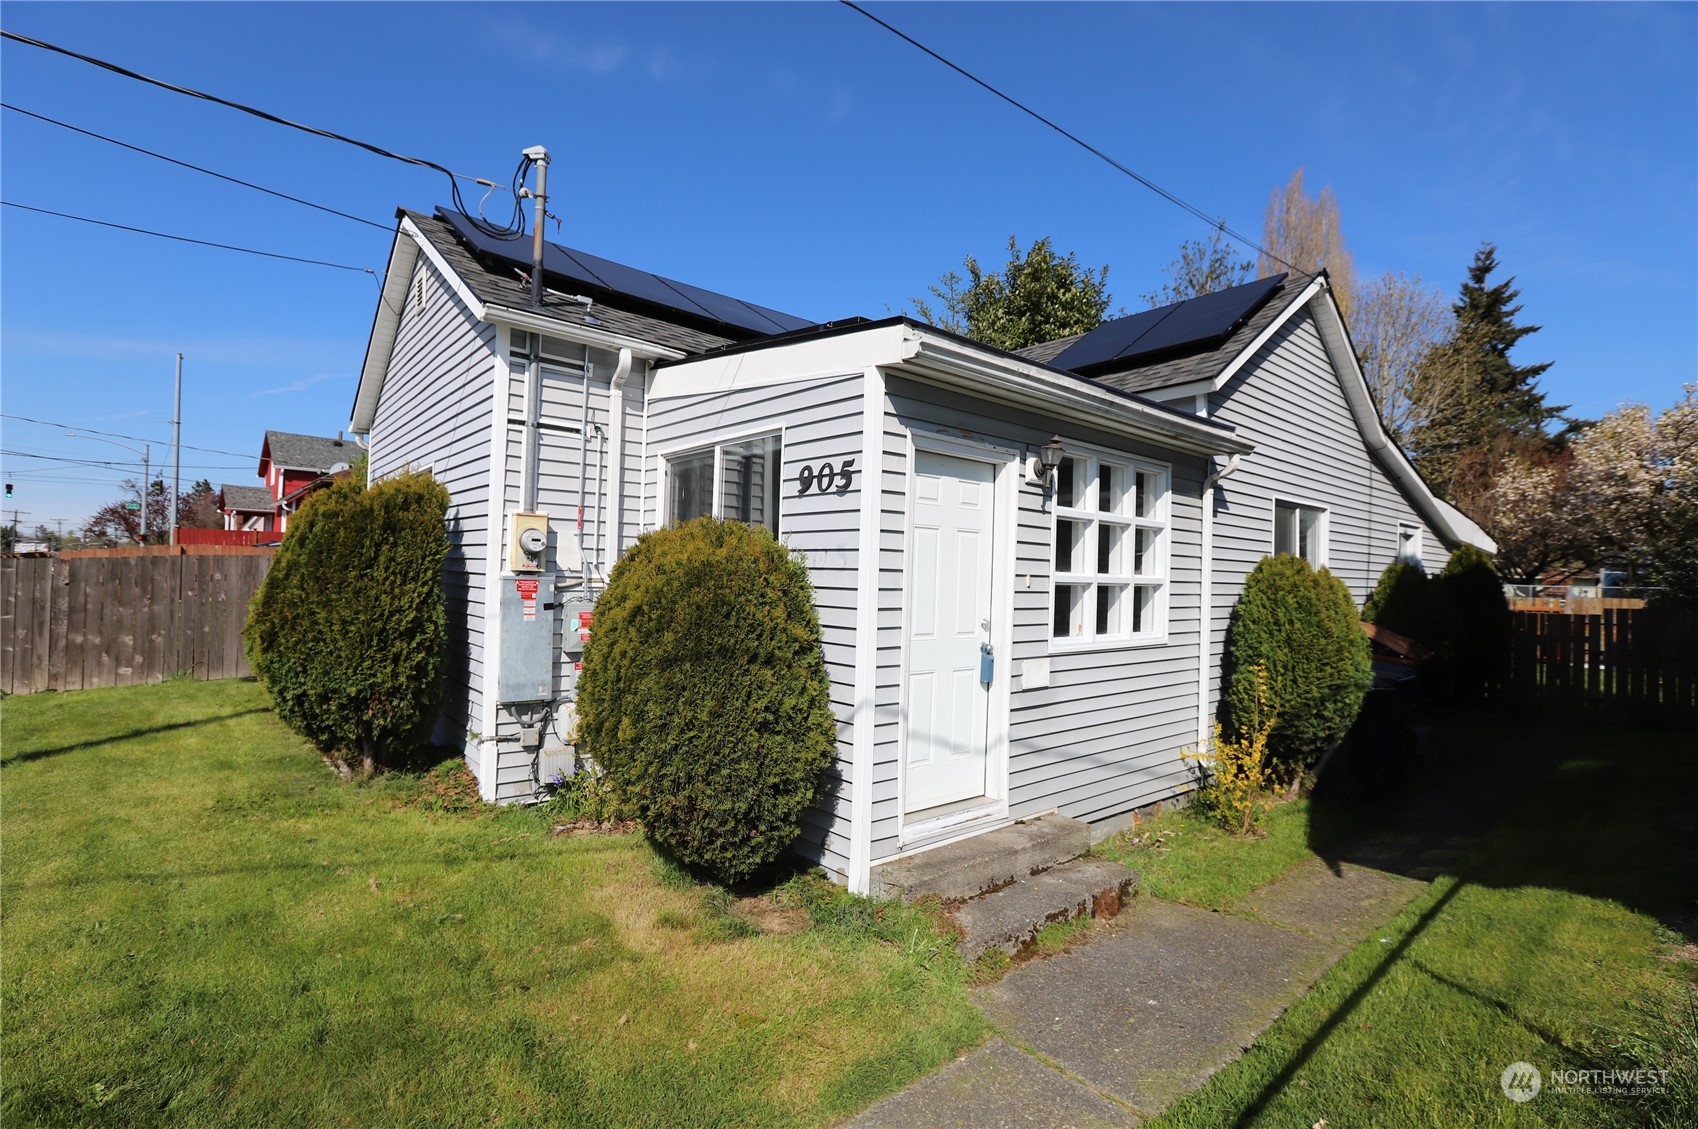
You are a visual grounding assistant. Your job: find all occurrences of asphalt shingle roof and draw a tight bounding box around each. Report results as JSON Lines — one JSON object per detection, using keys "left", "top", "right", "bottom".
{"left": 1014, "top": 332, "right": 1086, "bottom": 366}
{"left": 402, "top": 210, "right": 741, "bottom": 357}
{"left": 220, "top": 484, "right": 274, "bottom": 511}
{"left": 264, "top": 431, "right": 358, "bottom": 473}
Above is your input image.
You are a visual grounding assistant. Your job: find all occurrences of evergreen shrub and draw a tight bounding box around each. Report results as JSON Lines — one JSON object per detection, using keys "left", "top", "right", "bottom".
{"left": 1223, "top": 555, "right": 1372, "bottom": 773}
{"left": 1440, "top": 544, "right": 1511, "bottom": 702}
{"left": 1362, "top": 560, "right": 1459, "bottom": 657}
{"left": 575, "top": 517, "right": 836, "bottom": 885}
{"left": 244, "top": 472, "right": 449, "bottom": 772}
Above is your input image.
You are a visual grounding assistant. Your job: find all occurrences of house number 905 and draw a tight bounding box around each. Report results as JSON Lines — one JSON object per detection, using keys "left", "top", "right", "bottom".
{"left": 797, "top": 458, "right": 856, "bottom": 496}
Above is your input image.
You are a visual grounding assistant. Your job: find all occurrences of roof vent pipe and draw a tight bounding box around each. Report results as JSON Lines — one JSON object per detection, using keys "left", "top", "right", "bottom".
{"left": 522, "top": 145, "right": 550, "bottom": 308}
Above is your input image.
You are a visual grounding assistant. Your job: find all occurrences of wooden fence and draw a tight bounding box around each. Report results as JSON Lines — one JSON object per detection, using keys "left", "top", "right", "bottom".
{"left": 176, "top": 527, "right": 279, "bottom": 548}
{"left": 0, "top": 547, "right": 275, "bottom": 694}
{"left": 1510, "top": 606, "right": 1698, "bottom": 729}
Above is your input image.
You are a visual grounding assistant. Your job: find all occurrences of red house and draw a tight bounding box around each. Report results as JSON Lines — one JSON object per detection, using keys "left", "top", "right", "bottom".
{"left": 221, "top": 430, "right": 359, "bottom": 533}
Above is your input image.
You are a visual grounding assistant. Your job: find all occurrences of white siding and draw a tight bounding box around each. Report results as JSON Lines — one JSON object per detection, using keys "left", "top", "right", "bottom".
{"left": 1203, "top": 310, "right": 1454, "bottom": 717}
{"left": 366, "top": 255, "right": 496, "bottom": 758}
{"left": 645, "top": 371, "right": 868, "bottom": 883}
{"left": 877, "top": 376, "right": 1210, "bottom": 859}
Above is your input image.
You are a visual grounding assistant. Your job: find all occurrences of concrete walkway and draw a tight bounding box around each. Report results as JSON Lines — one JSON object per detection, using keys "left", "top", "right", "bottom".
{"left": 850, "top": 860, "right": 1421, "bottom": 1127}
{"left": 848, "top": 717, "right": 1564, "bottom": 1128}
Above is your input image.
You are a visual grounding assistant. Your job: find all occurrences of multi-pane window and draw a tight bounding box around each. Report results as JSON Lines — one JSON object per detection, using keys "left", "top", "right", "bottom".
{"left": 667, "top": 434, "right": 782, "bottom": 535}
{"left": 1274, "top": 501, "right": 1327, "bottom": 567}
{"left": 1052, "top": 454, "right": 1168, "bottom": 644}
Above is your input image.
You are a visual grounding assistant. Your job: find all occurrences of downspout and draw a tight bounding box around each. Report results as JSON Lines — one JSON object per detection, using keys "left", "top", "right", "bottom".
{"left": 577, "top": 344, "right": 592, "bottom": 590}
{"left": 1197, "top": 451, "right": 1242, "bottom": 752}
{"left": 607, "top": 348, "right": 633, "bottom": 566}
{"left": 520, "top": 336, "right": 541, "bottom": 512}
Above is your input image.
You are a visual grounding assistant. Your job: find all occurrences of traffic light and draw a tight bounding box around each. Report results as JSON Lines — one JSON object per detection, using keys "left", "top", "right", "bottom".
{"left": 4, "top": 483, "right": 11, "bottom": 499}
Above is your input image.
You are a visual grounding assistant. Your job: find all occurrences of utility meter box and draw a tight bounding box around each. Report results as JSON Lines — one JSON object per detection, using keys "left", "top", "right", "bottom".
{"left": 508, "top": 510, "right": 549, "bottom": 573}
{"left": 497, "top": 572, "right": 558, "bottom": 703}
{"left": 559, "top": 595, "right": 596, "bottom": 696}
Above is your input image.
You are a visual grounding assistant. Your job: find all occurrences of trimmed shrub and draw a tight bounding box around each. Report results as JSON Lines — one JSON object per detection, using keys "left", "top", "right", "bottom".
{"left": 576, "top": 517, "right": 836, "bottom": 885}
{"left": 1440, "top": 544, "right": 1511, "bottom": 703}
{"left": 244, "top": 472, "right": 450, "bottom": 772}
{"left": 1362, "top": 560, "right": 1459, "bottom": 657}
{"left": 1222, "top": 555, "right": 1372, "bottom": 773}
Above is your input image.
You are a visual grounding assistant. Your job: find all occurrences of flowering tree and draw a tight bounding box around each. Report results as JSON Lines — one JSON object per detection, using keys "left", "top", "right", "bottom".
{"left": 1479, "top": 385, "right": 1697, "bottom": 598}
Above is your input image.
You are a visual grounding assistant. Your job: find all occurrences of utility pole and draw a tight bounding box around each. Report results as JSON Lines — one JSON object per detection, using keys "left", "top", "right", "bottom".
{"left": 141, "top": 443, "right": 150, "bottom": 542}
{"left": 170, "top": 352, "right": 182, "bottom": 546}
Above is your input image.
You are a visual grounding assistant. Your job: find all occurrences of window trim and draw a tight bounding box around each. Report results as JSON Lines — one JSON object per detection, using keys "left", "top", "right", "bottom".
{"left": 657, "top": 427, "right": 786, "bottom": 536}
{"left": 1048, "top": 448, "right": 1171, "bottom": 652}
{"left": 1271, "top": 497, "right": 1329, "bottom": 568}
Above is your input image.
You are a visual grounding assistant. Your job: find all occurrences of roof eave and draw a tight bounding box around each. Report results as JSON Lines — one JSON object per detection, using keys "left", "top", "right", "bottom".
{"left": 1304, "top": 284, "right": 1497, "bottom": 553}
{"left": 899, "top": 329, "right": 1252, "bottom": 459}
{"left": 350, "top": 217, "right": 423, "bottom": 433}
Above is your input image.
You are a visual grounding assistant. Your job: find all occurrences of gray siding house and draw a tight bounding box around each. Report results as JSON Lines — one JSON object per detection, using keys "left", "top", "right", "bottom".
{"left": 350, "top": 210, "right": 1490, "bottom": 895}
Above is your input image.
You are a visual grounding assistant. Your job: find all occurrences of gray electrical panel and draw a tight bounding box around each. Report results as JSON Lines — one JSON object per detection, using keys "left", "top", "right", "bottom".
{"left": 497, "top": 572, "right": 559, "bottom": 704}
{"left": 559, "top": 595, "right": 596, "bottom": 696}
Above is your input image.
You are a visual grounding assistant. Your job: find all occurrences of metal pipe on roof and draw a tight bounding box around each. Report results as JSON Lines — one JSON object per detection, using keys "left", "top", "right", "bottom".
{"left": 523, "top": 146, "right": 550, "bottom": 309}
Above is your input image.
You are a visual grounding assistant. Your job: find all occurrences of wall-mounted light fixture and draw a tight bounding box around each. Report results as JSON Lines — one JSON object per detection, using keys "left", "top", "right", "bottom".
{"left": 1026, "top": 435, "right": 1066, "bottom": 485}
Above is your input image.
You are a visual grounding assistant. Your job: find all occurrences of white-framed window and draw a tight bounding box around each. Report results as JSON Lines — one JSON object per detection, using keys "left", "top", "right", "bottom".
{"left": 1397, "top": 523, "right": 1423, "bottom": 567}
{"left": 666, "top": 434, "right": 782, "bottom": 535}
{"left": 1273, "top": 500, "right": 1328, "bottom": 567}
{"left": 1051, "top": 452, "right": 1169, "bottom": 646}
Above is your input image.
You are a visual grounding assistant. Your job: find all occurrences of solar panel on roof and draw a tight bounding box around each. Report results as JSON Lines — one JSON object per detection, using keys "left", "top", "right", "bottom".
{"left": 1046, "top": 305, "right": 1179, "bottom": 372}
{"left": 436, "top": 209, "right": 812, "bottom": 336}
{"left": 1050, "top": 273, "right": 1288, "bottom": 373}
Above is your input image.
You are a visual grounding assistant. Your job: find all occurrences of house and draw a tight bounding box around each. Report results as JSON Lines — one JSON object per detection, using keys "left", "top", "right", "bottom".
{"left": 350, "top": 204, "right": 1492, "bottom": 895}
{"left": 218, "top": 484, "right": 276, "bottom": 532}
{"left": 225, "top": 430, "right": 360, "bottom": 533}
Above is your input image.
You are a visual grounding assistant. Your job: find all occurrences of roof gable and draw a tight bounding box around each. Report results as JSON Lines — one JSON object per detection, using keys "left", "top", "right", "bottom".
{"left": 262, "top": 431, "right": 356, "bottom": 474}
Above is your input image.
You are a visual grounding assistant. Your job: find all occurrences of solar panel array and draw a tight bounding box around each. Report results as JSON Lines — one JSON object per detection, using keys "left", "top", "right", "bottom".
{"left": 1048, "top": 273, "right": 1288, "bottom": 373}
{"left": 438, "top": 209, "right": 814, "bottom": 337}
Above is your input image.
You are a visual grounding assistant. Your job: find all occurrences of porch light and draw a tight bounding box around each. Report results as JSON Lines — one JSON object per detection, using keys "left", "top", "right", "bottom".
{"left": 1040, "top": 436, "right": 1066, "bottom": 473}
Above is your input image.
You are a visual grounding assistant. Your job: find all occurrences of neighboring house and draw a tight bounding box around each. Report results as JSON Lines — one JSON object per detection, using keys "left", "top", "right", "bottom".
{"left": 226, "top": 430, "right": 360, "bottom": 532}
{"left": 219, "top": 484, "right": 276, "bottom": 531}
{"left": 350, "top": 206, "right": 1492, "bottom": 895}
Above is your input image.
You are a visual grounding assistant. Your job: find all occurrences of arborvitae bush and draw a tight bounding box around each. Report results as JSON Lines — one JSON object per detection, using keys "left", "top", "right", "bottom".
{"left": 1440, "top": 543, "right": 1511, "bottom": 703}
{"left": 244, "top": 472, "right": 449, "bottom": 773}
{"left": 1223, "top": 555, "right": 1372, "bottom": 774}
{"left": 576, "top": 517, "right": 836, "bottom": 885}
{"left": 1362, "top": 560, "right": 1459, "bottom": 657}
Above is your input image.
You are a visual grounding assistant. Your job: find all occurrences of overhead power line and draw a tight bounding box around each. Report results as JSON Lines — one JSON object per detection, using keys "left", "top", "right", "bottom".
{"left": 1, "top": 29, "right": 530, "bottom": 238}
{"left": 838, "top": 1, "right": 1296, "bottom": 273}
{"left": 2, "top": 414, "right": 257, "bottom": 460}
{"left": 1, "top": 102, "right": 392, "bottom": 232}
{"left": 2, "top": 200, "right": 377, "bottom": 274}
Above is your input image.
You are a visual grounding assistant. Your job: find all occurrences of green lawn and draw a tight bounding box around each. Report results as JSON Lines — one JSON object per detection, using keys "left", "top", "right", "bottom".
{"left": 1, "top": 681, "right": 984, "bottom": 1128}
{"left": 1094, "top": 790, "right": 1357, "bottom": 910}
{"left": 1141, "top": 724, "right": 1697, "bottom": 1128}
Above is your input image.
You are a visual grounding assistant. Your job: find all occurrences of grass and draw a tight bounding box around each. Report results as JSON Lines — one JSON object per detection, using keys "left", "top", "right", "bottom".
{"left": 1094, "top": 791, "right": 1359, "bottom": 910}
{"left": 0, "top": 680, "right": 985, "bottom": 1128}
{"left": 1143, "top": 725, "right": 1698, "bottom": 1128}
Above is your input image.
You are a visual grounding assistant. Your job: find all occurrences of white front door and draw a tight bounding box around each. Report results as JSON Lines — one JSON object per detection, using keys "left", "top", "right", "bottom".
{"left": 905, "top": 450, "right": 996, "bottom": 813}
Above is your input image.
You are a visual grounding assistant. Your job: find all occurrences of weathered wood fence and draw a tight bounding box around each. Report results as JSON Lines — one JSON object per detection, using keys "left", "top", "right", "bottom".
{"left": 1510, "top": 606, "right": 1698, "bottom": 729}
{"left": 0, "top": 547, "right": 275, "bottom": 694}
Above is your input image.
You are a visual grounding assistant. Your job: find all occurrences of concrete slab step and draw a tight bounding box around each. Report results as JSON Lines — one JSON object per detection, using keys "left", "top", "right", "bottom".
{"left": 955, "top": 857, "right": 1139, "bottom": 964}
{"left": 869, "top": 814, "right": 1092, "bottom": 903}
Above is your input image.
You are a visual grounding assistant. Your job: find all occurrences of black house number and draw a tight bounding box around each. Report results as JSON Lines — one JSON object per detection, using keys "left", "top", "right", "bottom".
{"left": 797, "top": 458, "right": 856, "bottom": 496}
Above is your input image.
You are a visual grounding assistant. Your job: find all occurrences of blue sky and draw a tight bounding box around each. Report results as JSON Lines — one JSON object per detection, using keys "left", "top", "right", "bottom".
{"left": 3, "top": 2, "right": 1693, "bottom": 534}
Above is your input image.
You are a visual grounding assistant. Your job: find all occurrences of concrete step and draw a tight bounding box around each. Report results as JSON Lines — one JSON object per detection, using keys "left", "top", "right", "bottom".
{"left": 869, "top": 814, "right": 1092, "bottom": 903}
{"left": 955, "top": 857, "right": 1140, "bottom": 964}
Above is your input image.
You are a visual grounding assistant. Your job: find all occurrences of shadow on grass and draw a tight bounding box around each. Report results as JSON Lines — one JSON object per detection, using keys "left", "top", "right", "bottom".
{"left": 1223, "top": 710, "right": 1698, "bottom": 1127}
{"left": 0, "top": 709, "right": 274, "bottom": 766}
